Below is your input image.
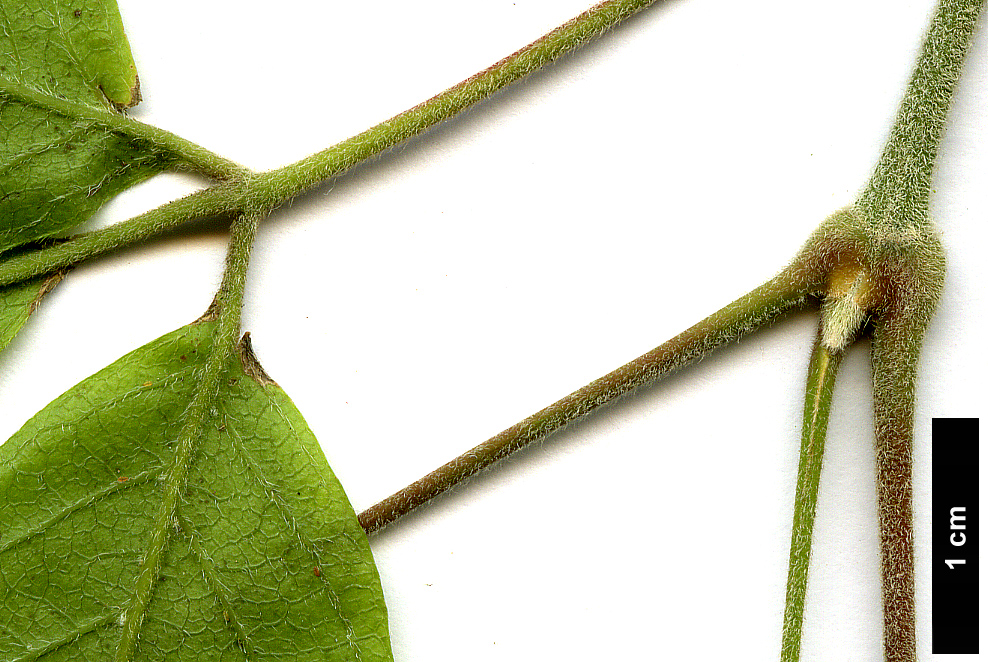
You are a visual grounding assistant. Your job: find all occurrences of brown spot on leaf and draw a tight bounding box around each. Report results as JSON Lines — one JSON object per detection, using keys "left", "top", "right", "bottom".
{"left": 73, "top": 9, "right": 81, "bottom": 17}
{"left": 238, "top": 333, "right": 278, "bottom": 387}
{"left": 313, "top": 566, "right": 321, "bottom": 578}
{"left": 117, "top": 476, "right": 129, "bottom": 483}
{"left": 142, "top": 381, "right": 153, "bottom": 387}
{"left": 180, "top": 355, "right": 187, "bottom": 362}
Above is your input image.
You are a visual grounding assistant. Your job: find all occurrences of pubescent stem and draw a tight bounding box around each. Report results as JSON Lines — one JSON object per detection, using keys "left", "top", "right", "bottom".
{"left": 851, "top": 1, "right": 983, "bottom": 658}
{"left": 0, "top": 78, "right": 249, "bottom": 182}
{"left": 780, "top": 335, "right": 844, "bottom": 662}
{"left": 858, "top": 0, "right": 986, "bottom": 229}
{"left": 358, "top": 266, "right": 819, "bottom": 533}
{"left": 0, "top": 184, "right": 241, "bottom": 289}
{"left": 870, "top": 303, "right": 932, "bottom": 662}
{"left": 259, "top": 0, "right": 662, "bottom": 197}
{"left": 114, "top": 205, "right": 264, "bottom": 662}
{"left": 212, "top": 205, "right": 267, "bottom": 354}
{"left": 0, "top": 0, "right": 662, "bottom": 289}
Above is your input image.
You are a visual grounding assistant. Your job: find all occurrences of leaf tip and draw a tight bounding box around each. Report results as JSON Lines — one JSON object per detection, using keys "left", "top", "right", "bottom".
{"left": 124, "top": 72, "right": 143, "bottom": 109}
{"left": 100, "top": 70, "right": 143, "bottom": 111}
{"left": 193, "top": 297, "right": 222, "bottom": 324}
{"left": 27, "top": 270, "right": 67, "bottom": 316}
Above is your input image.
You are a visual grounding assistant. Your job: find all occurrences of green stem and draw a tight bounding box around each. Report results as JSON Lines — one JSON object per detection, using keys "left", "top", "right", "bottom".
{"left": 359, "top": 267, "right": 817, "bottom": 533}
{"left": 213, "top": 209, "right": 266, "bottom": 351}
{"left": 0, "top": 184, "right": 241, "bottom": 288}
{"left": 114, "top": 206, "right": 263, "bottom": 662}
{"left": 848, "top": 3, "right": 982, "bottom": 658}
{"left": 871, "top": 310, "right": 929, "bottom": 662}
{"left": 0, "top": 0, "right": 662, "bottom": 288}
{"left": 858, "top": 0, "right": 986, "bottom": 229}
{"left": 0, "top": 78, "right": 250, "bottom": 181}
{"left": 780, "top": 334, "right": 843, "bottom": 662}
{"left": 259, "top": 0, "right": 661, "bottom": 198}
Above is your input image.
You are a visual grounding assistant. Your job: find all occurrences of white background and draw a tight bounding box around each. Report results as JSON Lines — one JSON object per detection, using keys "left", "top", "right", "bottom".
{"left": 0, "top": 0, "right": 985, "bottom": 659}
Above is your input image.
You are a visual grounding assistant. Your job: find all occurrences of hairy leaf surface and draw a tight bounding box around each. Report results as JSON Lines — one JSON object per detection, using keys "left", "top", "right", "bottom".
{"left": 0, "top": 0, "right": 171, "bottom": 252}
{"left": 0, "top": 321, "right": 393, "bottom": 661}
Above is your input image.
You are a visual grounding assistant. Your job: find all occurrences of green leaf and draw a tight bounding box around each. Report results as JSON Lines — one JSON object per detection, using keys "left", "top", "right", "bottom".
{"left": 0, "top": 0, "right": 171, "bottom": 253}
{"left": 0, "top": 321, "right": 393, "bottom": 661}
{"left": 1, "top": 0, "right": 141, "bottom": 108}
{"left": 0, "top": 270, "right": 63, "bottom": 354}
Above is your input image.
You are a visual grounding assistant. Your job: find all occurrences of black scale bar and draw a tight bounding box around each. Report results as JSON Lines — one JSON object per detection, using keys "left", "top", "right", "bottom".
{"left": 932, "top": 418, "right": 979, "bottom": 654}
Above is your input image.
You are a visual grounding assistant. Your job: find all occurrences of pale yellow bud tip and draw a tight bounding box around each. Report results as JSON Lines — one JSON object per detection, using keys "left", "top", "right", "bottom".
{"left": 821, "top": 268, "right": 876, "bottom": 352}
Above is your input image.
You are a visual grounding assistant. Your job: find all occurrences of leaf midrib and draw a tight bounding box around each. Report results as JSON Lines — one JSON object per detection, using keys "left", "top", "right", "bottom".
{"left": 113, "top": 356, "right": 224, "bottom": 662}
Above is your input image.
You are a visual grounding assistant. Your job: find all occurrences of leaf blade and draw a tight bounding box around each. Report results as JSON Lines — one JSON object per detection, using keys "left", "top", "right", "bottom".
{"left": 0, "top": 0, "right": 169, "bottom": 252}
{"left": 0, "top": 322, "right": 393, "bottom": 661}
{"left": 0, "top": 0, "right": 140, "bottom": 108}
